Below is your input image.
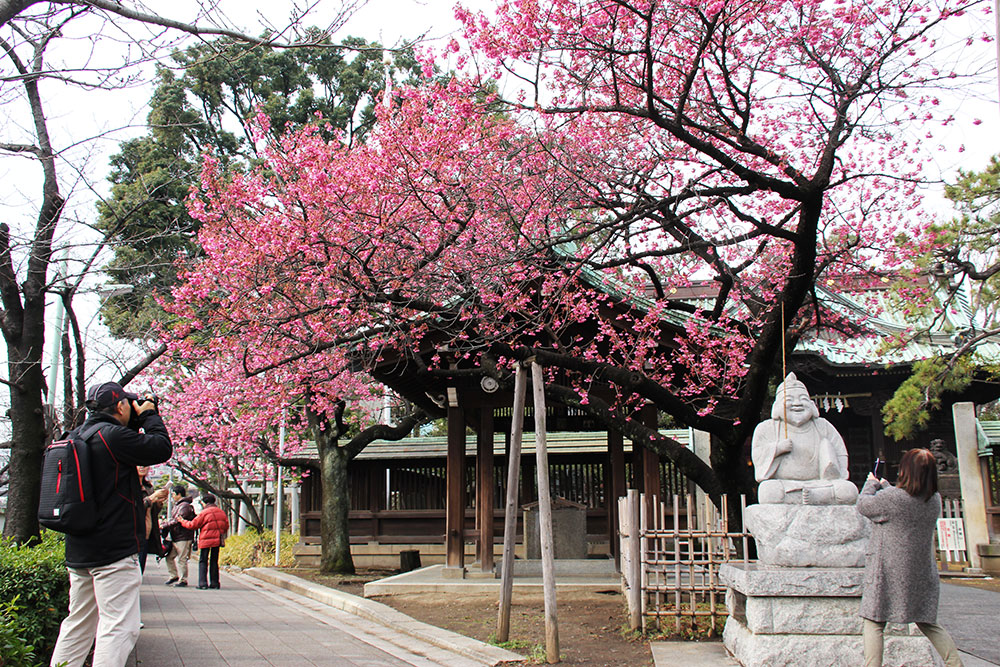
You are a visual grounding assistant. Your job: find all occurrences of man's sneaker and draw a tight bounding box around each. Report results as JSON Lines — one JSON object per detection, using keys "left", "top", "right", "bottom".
{"left": 174, "top": 581, "right": 188, "bottom": 588}
{"left": 165, "top": 578, "right": 178, "bottom": 586}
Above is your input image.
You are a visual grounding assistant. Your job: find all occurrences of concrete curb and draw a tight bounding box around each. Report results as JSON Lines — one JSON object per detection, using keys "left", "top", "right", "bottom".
{"left": 243, "top": 567, "right": 523, "bottom": 666}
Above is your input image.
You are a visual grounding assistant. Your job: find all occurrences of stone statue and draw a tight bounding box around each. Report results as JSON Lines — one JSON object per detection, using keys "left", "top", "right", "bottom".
{"left": 751, "top": 373, "right": 858, "bottom": 504}
{"left": 929, "top": 438, "right": 958, "bottom": 473}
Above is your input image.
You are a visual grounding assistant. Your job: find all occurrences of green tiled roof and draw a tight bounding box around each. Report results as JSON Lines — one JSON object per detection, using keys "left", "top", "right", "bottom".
{"left": 293, "top": 429, "right": 694, "bottom": 462}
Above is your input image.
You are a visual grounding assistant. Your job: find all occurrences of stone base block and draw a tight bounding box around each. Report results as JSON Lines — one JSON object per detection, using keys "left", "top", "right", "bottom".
{"left": 723, "top": 617, "right": 941, "bottom": 667}
{"left": 745, "top": 504, "right": 871, "bottom": 567}
{"left": 719, "top": 563, "right": 864, "bottom": 597}
{"left": 726, "top": 590, "right": 921, "bottom": 636}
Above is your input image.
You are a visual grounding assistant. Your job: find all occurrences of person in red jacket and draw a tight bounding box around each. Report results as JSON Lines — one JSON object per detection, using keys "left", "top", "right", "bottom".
{"left": 179, "top": 493, "right": 230, "bottom": 590}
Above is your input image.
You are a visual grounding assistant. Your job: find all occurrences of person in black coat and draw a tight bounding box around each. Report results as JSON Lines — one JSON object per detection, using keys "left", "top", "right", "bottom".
{"left": 160, "top": 485, "right": 197, "bottom": 586}
{"left": 49, "top": 382, "right": 172, "bottom": 667}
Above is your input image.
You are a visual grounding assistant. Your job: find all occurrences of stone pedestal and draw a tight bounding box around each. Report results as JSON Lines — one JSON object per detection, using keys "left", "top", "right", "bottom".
{"left": 721, "top": 564, "right": 939, "bottom": 666}
{"left": 722, "top": 505, "right": 942, "bottom": 666}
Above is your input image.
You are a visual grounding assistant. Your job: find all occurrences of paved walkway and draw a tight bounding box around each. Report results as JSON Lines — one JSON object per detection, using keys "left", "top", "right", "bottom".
{"left": 133, "top": 560, "right": 495, "bottom": 666}
{"left": 940, "top": 581, "right": 1000, "bottom": 665}
{"left": 132, "top": 559, "right": 999, "bottom": 666}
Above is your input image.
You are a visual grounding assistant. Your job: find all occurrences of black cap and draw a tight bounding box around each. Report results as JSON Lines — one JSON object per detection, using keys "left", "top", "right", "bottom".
{"left": 86, "top": 382, "right": 138, "bottom": 409}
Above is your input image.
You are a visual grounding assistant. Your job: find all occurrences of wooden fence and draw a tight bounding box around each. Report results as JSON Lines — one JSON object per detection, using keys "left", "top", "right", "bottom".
{"left": 619, "top": 490, "right": 752, "bottom": 635}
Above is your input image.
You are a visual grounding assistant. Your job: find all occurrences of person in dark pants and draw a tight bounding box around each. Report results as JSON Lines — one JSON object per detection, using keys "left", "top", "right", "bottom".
{"left": 179, "top": 493, "right": 229, "bottom": 589}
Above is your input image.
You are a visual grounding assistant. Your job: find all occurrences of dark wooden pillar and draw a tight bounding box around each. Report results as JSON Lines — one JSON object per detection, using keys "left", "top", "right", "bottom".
{"left": 369, "top": 462, "right": 384, "bottom": 541}
{"left": 608, "top": 429, "right": 626, "bottom": 566}
{"left": 445, "top": 404, "right": 466, "bottom": 571}
{"left": 641, "top": 405, "right": 660, "bottom": 516}
{"left": 871, "top": 395, "right": 886, "bottom": 462}
{"left": 476, "top": 409, "right": 495, "bottom": 573}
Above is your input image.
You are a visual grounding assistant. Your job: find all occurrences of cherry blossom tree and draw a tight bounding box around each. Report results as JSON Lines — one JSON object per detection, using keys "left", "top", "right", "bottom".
{"left": 167, "top": 0, "right": 990, "bottom": 529}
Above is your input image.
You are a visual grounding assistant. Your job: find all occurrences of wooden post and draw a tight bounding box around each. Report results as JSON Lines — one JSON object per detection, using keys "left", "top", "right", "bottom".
{"left": 477, "top": 409, "right": 496, "bottom": 573}
{"left": 497, "top": 364, "right": 528, "bottom": 642}
{"left": 641, "top": 405, "right": 660, "bottom": 519}
{"left": 608, "top": 429, "right": 626, "bottom": 567}
{"left": 371, "top": 462, "right": 385, "bottom": 541}
{"left": 531, "top": 361, "right": 560, "bottom": 664}
{"left": 445, "top": 404, "right": 466, "bottom": 573}
{"left": 623, "top": 488, "right": 641, "bottom": 631}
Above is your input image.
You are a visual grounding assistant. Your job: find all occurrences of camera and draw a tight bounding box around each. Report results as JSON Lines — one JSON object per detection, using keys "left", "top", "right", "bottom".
{"left": 135, "top": 395, "right": 159, "bottom": 410}
{"left": 127, "top": 394, "right": 159, "bottom": 431}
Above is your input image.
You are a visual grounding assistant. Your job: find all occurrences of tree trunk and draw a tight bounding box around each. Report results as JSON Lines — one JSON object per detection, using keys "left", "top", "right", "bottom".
{"left": 0, "top": 31, "right": 64, "bottom": 543}
{"left": 3, "top": 344, "right": 50, "bottom": 543}
{"left": 319, "top": 441, "right": 354, "bottom": 574}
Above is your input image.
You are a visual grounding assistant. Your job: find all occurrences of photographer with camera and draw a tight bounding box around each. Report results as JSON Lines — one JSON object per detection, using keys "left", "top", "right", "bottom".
{"left": 49, "top": 381, "right": 171, "bottom": 667}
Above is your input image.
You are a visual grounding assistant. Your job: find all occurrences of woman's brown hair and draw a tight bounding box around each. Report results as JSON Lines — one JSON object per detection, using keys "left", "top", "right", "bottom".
{"left": 896, "top": 448, "right": 938, "bottom": 501}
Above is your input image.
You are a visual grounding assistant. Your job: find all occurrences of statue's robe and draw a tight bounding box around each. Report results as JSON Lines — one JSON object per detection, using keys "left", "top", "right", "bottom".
{"left": 751, "top": 417, "right": 849, "bottom": 485}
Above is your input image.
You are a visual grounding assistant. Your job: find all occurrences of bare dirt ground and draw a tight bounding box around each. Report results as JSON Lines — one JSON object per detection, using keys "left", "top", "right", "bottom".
{"left": 281, "top": 568, "right": 658, "bottom": 666}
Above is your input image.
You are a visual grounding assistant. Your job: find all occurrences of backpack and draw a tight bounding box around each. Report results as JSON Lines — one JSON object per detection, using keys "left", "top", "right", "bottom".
{"left": 37, "top": 423, "right": 106, "bottom": 534}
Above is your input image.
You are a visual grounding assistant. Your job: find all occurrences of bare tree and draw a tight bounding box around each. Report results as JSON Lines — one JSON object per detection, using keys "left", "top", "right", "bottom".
{"left": 0, "top": 0, "right": 365, "bottom": 542}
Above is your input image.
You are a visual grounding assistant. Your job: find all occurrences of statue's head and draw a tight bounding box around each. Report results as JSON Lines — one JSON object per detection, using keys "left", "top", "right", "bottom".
{"left": 771, "top": 372, "right": 819, "bottom": 426}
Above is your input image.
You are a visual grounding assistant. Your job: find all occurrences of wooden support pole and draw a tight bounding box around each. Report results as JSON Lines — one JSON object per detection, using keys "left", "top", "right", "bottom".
{"left": 608, "top": 429, "right": 626, "bottom": 568}
{"left": 477, "top": 409, "right": 496, "bottom": 573}
{"left": 624, "top": 488, "right": 641, "bottom": 631}
{"left": 445, "top": 404, "right": 466, "bottom": 572}
{"left": 641, "top": 405, "right": 660, "bottom": 517}
{"left": 531, "top": 361, "right": 560, "bottom": 664}
{"left": 497, "top": 364, "right": 528, "bottom": 643}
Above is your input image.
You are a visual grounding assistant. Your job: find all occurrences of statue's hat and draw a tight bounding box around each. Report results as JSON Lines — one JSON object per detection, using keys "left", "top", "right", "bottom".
{"left": 775, "top": 372, "right": 808, "bottom": 398}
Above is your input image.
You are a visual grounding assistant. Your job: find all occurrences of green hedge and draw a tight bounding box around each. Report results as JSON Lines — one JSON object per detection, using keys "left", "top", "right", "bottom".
{"left": 0, "top": 531, "right": 69, "bottom": 664}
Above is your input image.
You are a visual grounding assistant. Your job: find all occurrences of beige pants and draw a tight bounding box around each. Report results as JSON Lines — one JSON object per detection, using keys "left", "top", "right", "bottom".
{"left": 863, "top": 618, "right": 963, "bottom": 667}
{"left": 50, "top": 554, "right": 142, "bottom": 667}
{"left": 165, "top": 539, "right": 192, "bottom": 583}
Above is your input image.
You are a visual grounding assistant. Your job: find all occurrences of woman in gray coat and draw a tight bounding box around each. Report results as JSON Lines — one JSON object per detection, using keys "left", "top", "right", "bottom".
{"left": 856, "top": 447, "right": 962, "bottom": 667}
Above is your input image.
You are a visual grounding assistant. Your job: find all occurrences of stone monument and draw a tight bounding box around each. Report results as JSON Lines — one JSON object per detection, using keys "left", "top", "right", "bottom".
{"left": 720, "top": 374, "right": 940, "bottom": 666}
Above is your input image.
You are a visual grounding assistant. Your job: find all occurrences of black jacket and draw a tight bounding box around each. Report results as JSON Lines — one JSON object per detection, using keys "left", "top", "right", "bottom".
{"left": 64, "top": 411, "right": 172, "bottom": 568}
{"left": 161, "top": 496, "right": 196, "bottom": 542}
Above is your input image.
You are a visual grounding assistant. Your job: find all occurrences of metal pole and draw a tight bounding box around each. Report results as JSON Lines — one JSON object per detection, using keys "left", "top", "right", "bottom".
{"left": 46, "top": 257, "right": 65, "bottom": 407}
{"left": 530, "top": 361, "right": 560, "bottom": 663}
{"left": 167, "top": 468, "right": 175, "bottom": 517}
{"left": 497, "top": 364, "right": 528, "bottom": 642}
{"left": 274, "top": 413, "right": 286, "bottom": 567}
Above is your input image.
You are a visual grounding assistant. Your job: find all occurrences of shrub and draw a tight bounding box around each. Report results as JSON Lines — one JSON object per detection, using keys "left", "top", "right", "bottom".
{"left": 0, "top": 532, "right": 69, "bottom": 662}
{"left": 0, "top": 597, "right": 40, "bottom": 667}
{"left": 219, "top": 529, "right": 297, "bottom": 569}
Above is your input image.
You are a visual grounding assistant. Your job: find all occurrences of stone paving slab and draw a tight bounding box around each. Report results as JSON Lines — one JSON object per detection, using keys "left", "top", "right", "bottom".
{"left": 132, "top": 559, "right": 501, "bottom": 666}
{"left": 243, "top": 567, "right": 521, "bottom": 665}
{"left": 361, "top": 563, "right": 622, "bottom": 596}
